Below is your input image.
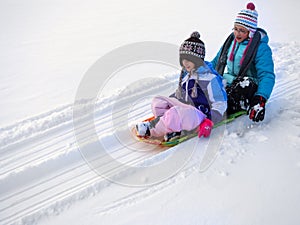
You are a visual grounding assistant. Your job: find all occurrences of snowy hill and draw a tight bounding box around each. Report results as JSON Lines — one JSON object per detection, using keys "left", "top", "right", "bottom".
{"left": 1, "top": 1, "right": 300, "bottom": 225}
{"left": 1, "top": 41, "right": 300, "bottom": 225}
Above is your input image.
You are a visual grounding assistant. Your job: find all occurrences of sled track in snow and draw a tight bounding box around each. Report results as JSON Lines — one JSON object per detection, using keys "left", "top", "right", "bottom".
{"left": 0, "top": 79, "right": 172, "bottom": 225}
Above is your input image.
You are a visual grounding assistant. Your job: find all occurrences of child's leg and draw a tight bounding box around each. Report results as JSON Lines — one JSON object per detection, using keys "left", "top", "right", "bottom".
{"left": 150, "top": 105, "right": 206, "bottom": 137}
{"left": 226, "top": 77, "right": 258, "bottom": 114}
{"left": 151, "top": 95, "right": 194, "bottom": 117}
{"left": 151, "top": 96, "right": 172, "bottom": 117}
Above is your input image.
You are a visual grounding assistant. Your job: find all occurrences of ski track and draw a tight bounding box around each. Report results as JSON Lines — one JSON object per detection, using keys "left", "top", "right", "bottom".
{"left": 0, "top": 43, "right": 299, "bottom": 225}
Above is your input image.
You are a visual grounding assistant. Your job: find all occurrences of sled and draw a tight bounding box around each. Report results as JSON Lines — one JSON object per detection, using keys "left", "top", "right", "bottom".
{"left": 133, "top": 110, "right": 247, "bottom": 147}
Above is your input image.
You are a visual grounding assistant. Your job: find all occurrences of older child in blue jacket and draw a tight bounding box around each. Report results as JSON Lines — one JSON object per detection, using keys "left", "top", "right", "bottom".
{"left": 211, "top": 2, "right": 275, "bottom": 122}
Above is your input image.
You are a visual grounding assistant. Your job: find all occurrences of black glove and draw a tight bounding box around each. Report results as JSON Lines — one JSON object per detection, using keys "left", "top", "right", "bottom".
{"left": 247, "top": 95, "right": 266, "bottom": 122}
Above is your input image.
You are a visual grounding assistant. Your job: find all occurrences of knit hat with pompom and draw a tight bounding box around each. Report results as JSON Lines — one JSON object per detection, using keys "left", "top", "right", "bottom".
{"left": 179, "top": 31, "right": 205, "bottom": 68}
{"left": 235, "top": 2, "right": 258, "bottom": 37}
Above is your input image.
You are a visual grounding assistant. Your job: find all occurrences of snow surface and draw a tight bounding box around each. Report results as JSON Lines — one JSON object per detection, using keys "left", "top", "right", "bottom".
{"left": 1, "top": 1, "right": 300, "bottom": 225}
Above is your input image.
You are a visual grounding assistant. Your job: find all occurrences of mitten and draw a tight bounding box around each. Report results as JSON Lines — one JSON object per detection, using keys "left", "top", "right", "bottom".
{"left": 247, "top": 95, "right": 266, "bottom": 122}
{"left": 198, "top": 118, "right": 214, "bottom": 138}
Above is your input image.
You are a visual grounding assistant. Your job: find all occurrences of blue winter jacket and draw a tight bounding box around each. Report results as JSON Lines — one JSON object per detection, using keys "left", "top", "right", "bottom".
{"left": 171, "top": 62, "right": 227, "bottom": 123}
{"left": 210, "top": 28, "right": 275, "bottom": 100}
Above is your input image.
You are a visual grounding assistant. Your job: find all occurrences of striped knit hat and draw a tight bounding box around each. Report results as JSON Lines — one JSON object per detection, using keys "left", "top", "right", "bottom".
{"left": 179, "top": 31, "right": 205, "bottom": 68}
{"left": 235, "top": 2, "right": 258, "bottom": 37}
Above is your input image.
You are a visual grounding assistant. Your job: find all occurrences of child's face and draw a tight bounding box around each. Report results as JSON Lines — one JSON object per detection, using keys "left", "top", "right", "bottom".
{"left": 182, "top": 59, "right": 195, "bottom": 72}
{"left": 233, "top": 24, "right": 249, "bottom": 43}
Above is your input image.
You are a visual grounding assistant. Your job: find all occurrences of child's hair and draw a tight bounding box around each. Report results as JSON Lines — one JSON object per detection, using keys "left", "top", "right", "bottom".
{"left": 175, "top": 69, "right": 184, "bottom": 99}
{"left": 175, "top": 68, "right": 199, "bottom": 100}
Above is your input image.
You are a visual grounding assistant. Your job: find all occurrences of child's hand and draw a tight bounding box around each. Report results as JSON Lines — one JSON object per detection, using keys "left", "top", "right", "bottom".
{"left": 198, "top": 118, "right": 214, "bottom": 138}
{"left": 247, "top": 95, "right": 266, "bottom": 122}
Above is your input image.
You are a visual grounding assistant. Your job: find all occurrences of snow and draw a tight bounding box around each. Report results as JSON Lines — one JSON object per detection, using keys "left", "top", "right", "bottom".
{"left": 1, "top": 0, "right": 300, "bottom": 225}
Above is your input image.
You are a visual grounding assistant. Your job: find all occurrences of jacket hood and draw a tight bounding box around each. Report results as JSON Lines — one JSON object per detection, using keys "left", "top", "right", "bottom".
{"left": 239, "top": 28, "right": 269, "bottom": 46}
{"left": 257, "top": 28, "right": 269, "bottom": 44}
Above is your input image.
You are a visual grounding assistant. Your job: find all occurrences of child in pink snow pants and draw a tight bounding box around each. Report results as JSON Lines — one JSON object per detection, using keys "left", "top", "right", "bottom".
{"left": 136, "top": 31, "right": 227, "bottom": 141}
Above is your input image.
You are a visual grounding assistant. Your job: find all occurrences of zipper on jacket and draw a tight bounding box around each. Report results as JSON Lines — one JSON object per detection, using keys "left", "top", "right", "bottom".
{"left": 232, "top": 42, "right": 240, "bottom": 76}
{"left": 185, "top": 74, "right": 190, "bottom": 102}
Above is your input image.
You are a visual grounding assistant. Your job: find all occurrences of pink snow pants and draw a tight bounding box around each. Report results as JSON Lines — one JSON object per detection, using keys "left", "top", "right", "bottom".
{"left": 150, "top": 96, "right": 206, "bottom": 137}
